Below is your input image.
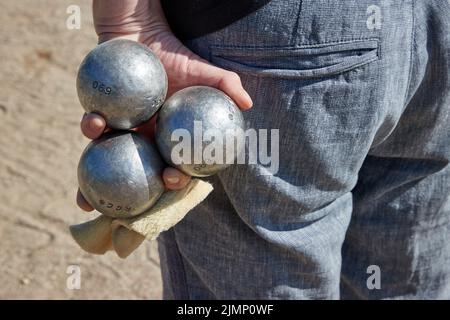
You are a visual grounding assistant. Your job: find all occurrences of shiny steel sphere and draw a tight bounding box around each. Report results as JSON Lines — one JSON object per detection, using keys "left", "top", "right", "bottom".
{"left": 77, "top": 39, "right": 167, "bottom": 129}
{"left": 155, "top": 86, "right": 245, "bottom": 177}
{"left": 78, "top": 131, "right": 165, "bottom": 218}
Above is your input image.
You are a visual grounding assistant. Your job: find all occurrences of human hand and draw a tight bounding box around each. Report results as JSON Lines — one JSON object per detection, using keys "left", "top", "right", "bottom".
{"left": 77, "top": 0, "right": 252, "bottom": 212}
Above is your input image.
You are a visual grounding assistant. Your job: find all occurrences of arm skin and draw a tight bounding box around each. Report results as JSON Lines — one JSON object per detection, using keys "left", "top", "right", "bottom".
{"left": 77, "top": 0, "right": 253, "bottom": 212}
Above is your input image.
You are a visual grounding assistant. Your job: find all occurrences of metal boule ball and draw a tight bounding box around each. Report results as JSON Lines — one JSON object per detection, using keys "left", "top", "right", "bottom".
{"left": 76, "top": 39, "right": 167, "bottom": 130}
{"left": 78, "top": 131, "right": 165, "bottom": 218}
{"left": 155, "top": 86, "right": 245, "bottom": 177}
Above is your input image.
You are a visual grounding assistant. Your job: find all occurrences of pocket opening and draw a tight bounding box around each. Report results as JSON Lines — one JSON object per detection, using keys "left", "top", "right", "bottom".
{"left": 210, "top": 39, "right": 380, "bottom": 79}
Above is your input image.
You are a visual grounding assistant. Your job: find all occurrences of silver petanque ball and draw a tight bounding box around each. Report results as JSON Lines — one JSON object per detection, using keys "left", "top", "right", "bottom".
{"left": 78, "top": 131, "right": 165, "bottom": 218}
{"left": 77, "top": 39, "right": 167, "bottom": 129}
{"left": 155, "top": 86, "right": 245, "bottom": 177}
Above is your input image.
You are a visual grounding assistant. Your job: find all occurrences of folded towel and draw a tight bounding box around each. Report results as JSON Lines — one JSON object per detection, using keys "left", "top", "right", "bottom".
{"left": 70, "top": 179, "right": 213, "bottom": 258}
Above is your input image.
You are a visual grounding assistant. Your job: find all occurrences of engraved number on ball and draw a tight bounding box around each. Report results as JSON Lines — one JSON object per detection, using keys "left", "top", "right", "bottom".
{"left": 227, "top": 104, "right": 235, "bottom": 120}
{"left": 194, "top": 163, "right": 207, "bottom": 171}
{"left": 99, "top": 199, "right": 131, "bottom": 212}
{"left": 92, "top": 81, "right": 112, "bottom": 95}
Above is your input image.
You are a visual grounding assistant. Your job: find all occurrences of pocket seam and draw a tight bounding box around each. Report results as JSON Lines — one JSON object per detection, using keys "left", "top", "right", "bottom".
{"left": 209, "top": 37, "right": 380, "bottom": 51}
{"left": 210, "top": 38, "right": 380, "bottom": 79}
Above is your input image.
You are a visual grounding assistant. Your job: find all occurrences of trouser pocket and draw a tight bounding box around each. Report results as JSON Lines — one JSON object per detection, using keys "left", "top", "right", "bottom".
{"left": 210, "top": 39, "right": 380, "bottom": 79}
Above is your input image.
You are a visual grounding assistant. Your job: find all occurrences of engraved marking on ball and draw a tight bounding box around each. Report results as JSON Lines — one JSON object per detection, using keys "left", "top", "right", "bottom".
{"left": 194, "top": 163, "right": 207, "bottom": 171}
{"left": 98, "top": 200, "right": 132, "bottom": 212}
{"left": 92, "top": 81, "right": 112, "bottom": 95}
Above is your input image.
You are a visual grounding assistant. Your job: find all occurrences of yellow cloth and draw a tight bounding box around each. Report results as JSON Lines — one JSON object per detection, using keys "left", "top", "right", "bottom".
{"left": 70, "top": 179, "right": 213, "bottom": 258}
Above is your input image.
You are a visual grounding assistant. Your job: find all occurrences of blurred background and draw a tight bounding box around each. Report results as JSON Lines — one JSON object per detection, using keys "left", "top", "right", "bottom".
{"left": 0, "top": 0, "right": 162, "bottom": 299}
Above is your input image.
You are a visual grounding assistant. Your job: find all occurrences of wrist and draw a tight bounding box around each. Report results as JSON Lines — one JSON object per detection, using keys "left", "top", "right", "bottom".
{"left": 93, "top": 0, "right": 171, "bottom": 43}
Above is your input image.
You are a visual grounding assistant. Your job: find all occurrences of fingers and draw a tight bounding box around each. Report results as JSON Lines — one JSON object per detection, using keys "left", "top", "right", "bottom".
{"left": 151, "top": 38, "right": 253, "bottom": 110}
{"left": 216, "top": 71, "right": 253, "bottom": 110}
{"left": 80, "top": 113, "right": 106, "bottom": 139}
{"left": 163, "top": 167, "right": 191, "bottom": 190}
{"left": 196, "top": 62, "right": 253, "bottom": 110}
{"left": 78, "top": 114, "right": 103, "bottom": 212}
{"left": 77, "top": 189, "right": 94, "bottom": 212}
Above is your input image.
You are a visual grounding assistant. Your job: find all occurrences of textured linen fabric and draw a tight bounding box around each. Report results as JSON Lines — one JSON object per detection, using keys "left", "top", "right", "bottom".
{"left": 158, "top": 0, "right": 450, "bottom": 299}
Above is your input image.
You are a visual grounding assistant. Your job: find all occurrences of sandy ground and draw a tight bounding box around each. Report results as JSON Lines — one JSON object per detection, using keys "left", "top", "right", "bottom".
{"left": 0, "top": 1, "right": 163, "bottom": 299}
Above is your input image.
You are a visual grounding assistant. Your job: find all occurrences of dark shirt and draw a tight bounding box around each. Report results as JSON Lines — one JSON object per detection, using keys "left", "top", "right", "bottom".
{"left": 161, "top": 0, "right": 272, "bottom": 40}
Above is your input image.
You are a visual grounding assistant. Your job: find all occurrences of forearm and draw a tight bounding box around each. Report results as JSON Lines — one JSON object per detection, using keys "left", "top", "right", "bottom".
{"left": 93, "top": 0, "right": 170, "bottom": 42}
